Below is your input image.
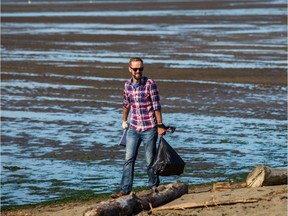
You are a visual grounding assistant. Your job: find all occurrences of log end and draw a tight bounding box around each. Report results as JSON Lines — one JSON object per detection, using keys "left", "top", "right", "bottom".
{"left": 246, "top": 165, "right": 266, "bottom": 187}
{"left": 246, "top": 165, "right": 288, "bottom": 187}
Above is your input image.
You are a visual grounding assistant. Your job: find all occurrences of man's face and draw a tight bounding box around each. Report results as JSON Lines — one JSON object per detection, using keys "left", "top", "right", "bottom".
{"left": 129, "top": 61, "right": 143, "bottom": 82}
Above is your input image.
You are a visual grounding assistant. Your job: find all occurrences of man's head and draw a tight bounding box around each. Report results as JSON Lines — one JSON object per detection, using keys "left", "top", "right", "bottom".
{"left": 129, "top": 57, "right": 144, "bottom": 83}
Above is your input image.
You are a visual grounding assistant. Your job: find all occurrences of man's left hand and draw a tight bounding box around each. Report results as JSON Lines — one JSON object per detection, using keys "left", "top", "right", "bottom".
{"left": 157, "top": 125, "right": 166, "bottom": 137}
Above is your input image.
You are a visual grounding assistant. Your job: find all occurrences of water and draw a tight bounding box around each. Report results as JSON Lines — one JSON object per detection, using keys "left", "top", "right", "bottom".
{"left": 1, "top": 109, "right": 287, "bottom": 206}
{"left": 2, "top": 8, "right": 286, "bottom": 17}
{"left": 1, "top": 1, "right": 287, "bottom": 69}
{"left": 1, "top": 0, "right": 287, "bottom": 207}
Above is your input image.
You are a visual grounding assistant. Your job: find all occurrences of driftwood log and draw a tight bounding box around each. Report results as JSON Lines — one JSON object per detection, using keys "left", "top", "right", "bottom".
{"left": 83, "top": 182, "right": 188, "bottom": 216}
{"left": 211, "top": 182, "right": 231, "bottom": 192}
{"left": 152, "top": 198, "right": 260, "bottom": 212}
{"left": 246, "top": 165, "right": 287, "bottom": 187}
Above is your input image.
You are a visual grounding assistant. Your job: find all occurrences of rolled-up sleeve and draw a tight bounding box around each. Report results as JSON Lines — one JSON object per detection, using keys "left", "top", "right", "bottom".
{"left": 123, "top": 83, "right": 130, "bottom": 108}
{"left": 150, "top": 82, "right": 161, "bottom": 111}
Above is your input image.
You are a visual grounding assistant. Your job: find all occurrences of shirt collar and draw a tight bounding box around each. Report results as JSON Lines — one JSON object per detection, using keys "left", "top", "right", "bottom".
{"left": 129, "top": 76, "right": 147, "bottom": 87}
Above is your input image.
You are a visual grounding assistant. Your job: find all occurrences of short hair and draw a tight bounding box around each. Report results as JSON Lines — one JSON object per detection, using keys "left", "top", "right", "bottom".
{"left": 129, "top": 57, "right": 143, "bottom": 66}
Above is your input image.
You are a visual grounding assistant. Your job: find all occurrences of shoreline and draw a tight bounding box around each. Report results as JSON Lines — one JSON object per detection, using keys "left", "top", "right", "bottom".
{"left": 2, "top": 181, "right": 287, "bottom": 216}
{"left": 0, "top": 182, "right": 205, "bottom": 211}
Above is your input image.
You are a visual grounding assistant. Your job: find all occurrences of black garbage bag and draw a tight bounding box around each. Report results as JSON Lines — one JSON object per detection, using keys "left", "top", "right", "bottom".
{"left": 152, "top": 137, "right": 185, "bottom": 176}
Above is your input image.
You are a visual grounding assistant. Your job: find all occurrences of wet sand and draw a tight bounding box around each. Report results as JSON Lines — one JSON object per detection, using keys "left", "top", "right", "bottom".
{"left": 2, "top": 0, "right": 287, "bottom": 122}
{"left": 1, "top": 0, "right": 287, "bottom": 214}
{"left": 2, "top": 183, "right": 287, "bottom": 216}
{"left": 2, "top": 0, "right": 287, "bottom": 86}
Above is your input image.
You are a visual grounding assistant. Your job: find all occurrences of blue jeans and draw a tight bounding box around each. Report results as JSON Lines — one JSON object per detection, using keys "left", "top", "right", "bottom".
{"left": 120, "top": 127, "right": 159, "bottom": 194}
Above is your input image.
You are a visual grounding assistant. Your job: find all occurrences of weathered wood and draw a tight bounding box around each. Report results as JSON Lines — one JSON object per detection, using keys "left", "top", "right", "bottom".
{"left": 246, "top": 165, "right": 287, "bottom": 187}
{"left": 211, "top": 182, "right": 231, "bottom": 192}
{"left": 152, "top": 198, "right": 260, "bottom": 211}
{"left": 83, "top": 182, "right": 188, "bottom": 216}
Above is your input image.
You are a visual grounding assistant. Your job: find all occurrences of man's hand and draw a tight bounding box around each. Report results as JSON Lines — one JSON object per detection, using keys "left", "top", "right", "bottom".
{"left": 157, "top": 124, "right": 166, "bottom": 137}
{"left": 122, "top": 121, "right": 129, "bottom": 129}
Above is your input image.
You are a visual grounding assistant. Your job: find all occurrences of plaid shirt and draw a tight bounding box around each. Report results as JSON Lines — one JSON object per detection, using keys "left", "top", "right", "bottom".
{"left": 123, "top": 76, "right": 161, "bottom": 131}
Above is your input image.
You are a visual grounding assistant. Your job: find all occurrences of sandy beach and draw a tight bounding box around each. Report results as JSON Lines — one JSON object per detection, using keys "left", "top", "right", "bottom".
{"left": 2, "top": 182, "right": 288, "bottom": 216}
{"left": 1, "top": 0, "right": 287, "bottom": 215}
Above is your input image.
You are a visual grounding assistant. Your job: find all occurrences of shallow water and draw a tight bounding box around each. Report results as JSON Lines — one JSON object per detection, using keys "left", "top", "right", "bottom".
{"left": 1, "top": 71, "right": 287, "bottom": 206}
{"left": 1, "top": 0, "right": 287, "bottom": 207}
{"left": 2, "top": 8, "right": 286, "bottom": 17}
{"left": 2, "top": 0, "right": 287, "bottom": 69}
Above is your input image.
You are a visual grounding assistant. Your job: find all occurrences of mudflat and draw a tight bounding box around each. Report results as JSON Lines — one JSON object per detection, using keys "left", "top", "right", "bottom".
{"left": 1, "top": 0, "right": 287, "bottom": 215}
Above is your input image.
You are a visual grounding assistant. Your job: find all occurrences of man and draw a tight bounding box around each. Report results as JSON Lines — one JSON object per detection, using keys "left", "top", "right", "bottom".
{"left": 111, "top": 57, "right": 166, "bottom": 198}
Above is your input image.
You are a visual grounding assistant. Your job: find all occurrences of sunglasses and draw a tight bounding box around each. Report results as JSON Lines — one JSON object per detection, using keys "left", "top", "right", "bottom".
{"left": 130, "top": 67, "right": 144, "bottom": 72}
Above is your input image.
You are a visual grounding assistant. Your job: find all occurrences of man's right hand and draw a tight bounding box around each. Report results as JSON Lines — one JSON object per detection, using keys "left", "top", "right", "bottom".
{"left": 122, "top": 121, "right": 129, "bottom": 129}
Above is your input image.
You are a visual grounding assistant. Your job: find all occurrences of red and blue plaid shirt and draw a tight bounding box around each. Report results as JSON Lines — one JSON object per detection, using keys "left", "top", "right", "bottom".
{"left": 123, "top": 76, "right": 161, "bottom": 131}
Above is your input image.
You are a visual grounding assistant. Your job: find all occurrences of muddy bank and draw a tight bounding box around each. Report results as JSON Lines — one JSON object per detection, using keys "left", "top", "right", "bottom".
{"left": 2, "top": 183, "right": 287, "bottom": 216}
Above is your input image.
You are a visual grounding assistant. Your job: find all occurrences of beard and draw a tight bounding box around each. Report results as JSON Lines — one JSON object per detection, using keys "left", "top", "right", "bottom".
{"left": 133, "top": 72, "right": 142, "bottom": 81}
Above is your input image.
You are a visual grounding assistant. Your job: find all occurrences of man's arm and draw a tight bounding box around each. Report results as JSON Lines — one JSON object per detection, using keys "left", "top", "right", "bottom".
{"left": 155, "top": 110, "right": 163, "bottom": 124}
{"left": 155, "top": 110, "right": 166, "bottom": 136}
{"left": 122, "top": 106, "right": 130, "bottom": 129}
{"left": 123, "top": 106, "right": 130, "bottom": 122}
